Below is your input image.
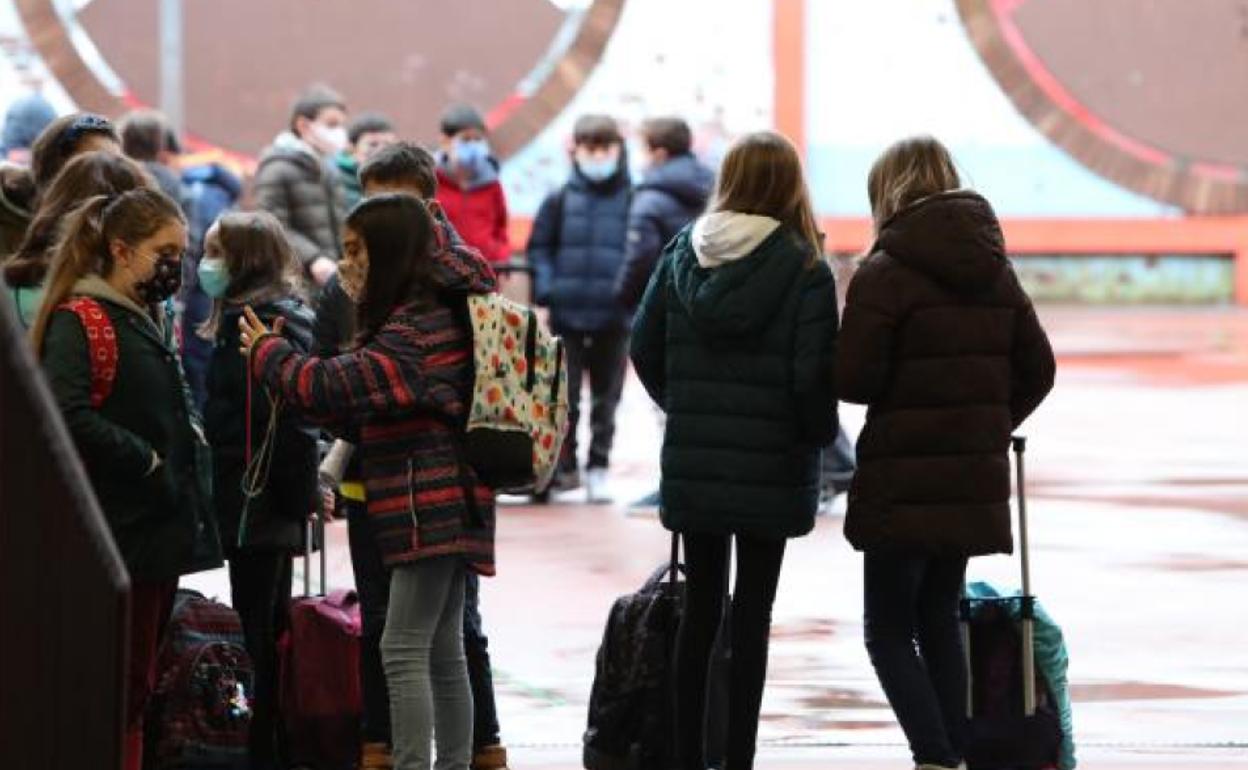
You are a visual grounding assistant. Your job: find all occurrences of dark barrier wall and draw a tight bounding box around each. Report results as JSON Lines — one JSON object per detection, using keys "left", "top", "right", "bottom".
{"left": 0, "top": 287, "right": 129, "bottom": 769}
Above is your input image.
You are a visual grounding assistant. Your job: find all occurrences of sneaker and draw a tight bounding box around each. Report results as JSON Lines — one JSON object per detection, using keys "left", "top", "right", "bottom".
{"left": 472, "top": 744, "right": 510, "bottom": 770}
{"left": 585, "top": 467, "right": 611, "bottom": 504}
{"left": 627, "top": 489, "right": 661, "bottom": 517}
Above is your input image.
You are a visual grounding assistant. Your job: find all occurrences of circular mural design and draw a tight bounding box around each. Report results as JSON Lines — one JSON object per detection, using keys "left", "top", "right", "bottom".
{"left": 14, "top": 0, "right": 625, "bottom": 161}
{"left": 957, "top": 0, "right": 1248, "bottom": 213}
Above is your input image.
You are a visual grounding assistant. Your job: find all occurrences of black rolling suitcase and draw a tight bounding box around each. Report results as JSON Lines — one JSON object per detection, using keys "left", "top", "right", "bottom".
{"left": 961, "top": 437, "right": 1063, "bottom": 770}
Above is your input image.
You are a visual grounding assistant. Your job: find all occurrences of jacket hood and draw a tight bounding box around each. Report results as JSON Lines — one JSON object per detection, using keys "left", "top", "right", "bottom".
{"left": 428, "top": 219, "right": 498, "bottom": 295}
{"left": 670, "top": 223, "right": 807, "bottom": 338}
{"left": 692, "top": 212, "right": 781, "bottom": 268}
{"left": 258, "top": 132, "right": 323, "bottom": 174}
{"left": 877, "top": 190, "right": 1007, "bottom": 295}
{"left": 72, "top": 275, "right": 160, "bottom": 334}
{"left": 639, "top": 154, "right": 715, "bottom": 209}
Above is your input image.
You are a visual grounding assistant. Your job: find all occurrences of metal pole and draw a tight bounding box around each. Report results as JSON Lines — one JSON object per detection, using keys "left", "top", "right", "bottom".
{"left": 1014, "top": 436, "right": 1037, "bottom": 716}
{"left": 159, "top": 0, "right": 184, "bottom": 134}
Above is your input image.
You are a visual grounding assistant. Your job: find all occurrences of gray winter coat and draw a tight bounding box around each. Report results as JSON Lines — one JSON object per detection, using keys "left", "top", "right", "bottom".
{"left": 253, "top": 132, "right": 345, "bottom": 269}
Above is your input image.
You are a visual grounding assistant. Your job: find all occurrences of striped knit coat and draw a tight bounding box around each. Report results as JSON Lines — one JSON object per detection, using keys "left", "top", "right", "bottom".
{"left": 251, "top": 232, "right": 499, "bottom": 573}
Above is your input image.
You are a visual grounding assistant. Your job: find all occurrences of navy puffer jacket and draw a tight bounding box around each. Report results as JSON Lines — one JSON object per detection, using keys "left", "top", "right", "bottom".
{"left": 528, "top": 164, "right": 632, "bottom": 333}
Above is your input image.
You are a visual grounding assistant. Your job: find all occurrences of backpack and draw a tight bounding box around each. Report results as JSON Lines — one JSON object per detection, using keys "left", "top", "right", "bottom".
{"left": 59, "top": 297, "right": 118, "bottom": 407}
{"left": 144, "top": 590, "right": 253, "bottom": 770}
{"left": 462, "top": 292, "right": 569, "bottom": 492}
{"left": 583, "top": 536, "right": 729, "bottom": 770}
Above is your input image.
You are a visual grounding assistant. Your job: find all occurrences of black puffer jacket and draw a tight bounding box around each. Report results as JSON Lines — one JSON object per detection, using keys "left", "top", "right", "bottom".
{"left": 615, "top": 154, "right": 715, "bottom": 310}
{"left": 836, "top": 191, "right": 1056, "bottom": 556}
{"left": 529, "top": 164, "right": 632, "bottom": 333}
{"left": 253, "top": 132, "right": 345, "bottom": 270}
{"left": 204, "top": 298, "right": 318, "bottom": 553}
{"left": 631, "top": 217, "right": 839, "bottom": 539}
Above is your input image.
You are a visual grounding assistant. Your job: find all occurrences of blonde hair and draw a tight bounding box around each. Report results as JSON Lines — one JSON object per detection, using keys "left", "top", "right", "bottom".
{"left": 197, "top": 211, "right": 300, "bottom": 339}
{"left": 711, "top": 130, "right": 824, "bottom": 263}
{"left": 30, "top": 189, "right": 185, "bottom": 353}
{"left": 867, "top": 136, "right": 961, "bottom": 231}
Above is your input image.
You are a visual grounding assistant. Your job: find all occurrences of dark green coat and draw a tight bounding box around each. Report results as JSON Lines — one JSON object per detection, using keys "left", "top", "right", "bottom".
{"left": 630, "top": 225, "right": 839, "bottom": 540}
{"left": 42, "top": 281, "right": 222, "bottom": 581}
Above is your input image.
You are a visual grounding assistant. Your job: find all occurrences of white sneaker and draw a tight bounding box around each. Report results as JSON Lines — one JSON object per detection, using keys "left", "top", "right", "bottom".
{"left": 585, "top": 467, "right": 611, "bottom": 504}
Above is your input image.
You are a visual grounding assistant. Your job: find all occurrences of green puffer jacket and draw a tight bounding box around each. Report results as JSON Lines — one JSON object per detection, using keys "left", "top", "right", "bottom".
{"left": 41, "top": 276, "right": 222, "bottom": 581}
{"left": 630, "top": 216, "right": 839, "bottom": 540}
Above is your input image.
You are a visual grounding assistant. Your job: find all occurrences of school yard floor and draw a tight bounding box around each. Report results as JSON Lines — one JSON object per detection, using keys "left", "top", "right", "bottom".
{"left": 184, "top": 306, "right": 1248, "bottom": 769}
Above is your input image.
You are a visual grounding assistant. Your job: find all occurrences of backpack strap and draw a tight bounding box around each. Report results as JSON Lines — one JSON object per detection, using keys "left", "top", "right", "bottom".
{"left": 59, "top": 297, "right": 118, "bottom": 408}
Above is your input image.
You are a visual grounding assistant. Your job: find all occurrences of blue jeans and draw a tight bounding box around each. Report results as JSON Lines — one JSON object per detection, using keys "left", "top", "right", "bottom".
{"left": 864, "top": 551, "right": 968, "bottom": 768}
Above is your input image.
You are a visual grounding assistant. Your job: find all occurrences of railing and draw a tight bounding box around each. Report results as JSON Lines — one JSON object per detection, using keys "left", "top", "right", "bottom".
{"left": 0, "top": 287, "right": 129, "bottom": 769}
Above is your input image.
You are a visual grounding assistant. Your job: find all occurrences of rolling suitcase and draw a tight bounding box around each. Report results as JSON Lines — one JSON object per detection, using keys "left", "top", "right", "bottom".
{"left": 280, "top": 514, "right": 363, "bottom": 770}
{"left": 961, "top": 437, "right": 1064, "bottom": 770}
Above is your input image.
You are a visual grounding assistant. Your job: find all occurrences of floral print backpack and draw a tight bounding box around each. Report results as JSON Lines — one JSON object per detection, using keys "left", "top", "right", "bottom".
{"left": 463, "top": 292, "right": 569, "bottom": 492}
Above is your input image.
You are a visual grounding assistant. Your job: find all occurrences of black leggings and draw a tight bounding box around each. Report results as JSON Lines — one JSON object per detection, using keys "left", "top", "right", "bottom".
{"left": 674, "top": 532, "right": 786, "bottom": 770}
{"left": 228, "top": 549, "right": 293, "bottom": 770}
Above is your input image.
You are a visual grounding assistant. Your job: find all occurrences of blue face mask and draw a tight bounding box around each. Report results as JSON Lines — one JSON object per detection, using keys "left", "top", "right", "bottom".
{"left": 453, "top": 138, "right": 491, "bottom": 175}
{"left": 578, "top": 155, "right": 619, "bottom": 183}
{"left": 197, "top": 257, "right": 231, "bottom": 299}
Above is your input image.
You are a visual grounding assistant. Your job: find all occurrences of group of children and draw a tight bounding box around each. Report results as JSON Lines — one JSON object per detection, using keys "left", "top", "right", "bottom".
{"left": 1, "top": 83, "right": 1056, "bottom": 770}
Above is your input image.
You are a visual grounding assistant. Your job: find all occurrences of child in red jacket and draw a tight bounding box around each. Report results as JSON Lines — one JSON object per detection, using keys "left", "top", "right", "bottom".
{"left": 434, "top": 104, "right": 511, "bottom": 265}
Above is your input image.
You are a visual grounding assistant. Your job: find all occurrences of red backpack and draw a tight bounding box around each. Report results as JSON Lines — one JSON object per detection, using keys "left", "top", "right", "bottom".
{"left": 58, "top": 297, "right": 118, "bottom": 407}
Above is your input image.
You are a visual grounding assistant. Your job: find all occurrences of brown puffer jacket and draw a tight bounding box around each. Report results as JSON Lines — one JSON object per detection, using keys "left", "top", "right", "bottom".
{"left": 253, "top": 132, "right": 345, "bottom": 269}
{"left": 836, "top": 190, "right": 1055, "bottom": 556}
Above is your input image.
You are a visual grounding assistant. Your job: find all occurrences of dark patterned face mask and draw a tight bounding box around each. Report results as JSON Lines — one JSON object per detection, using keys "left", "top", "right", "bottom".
{"left": 134, "top": 251, "right": 183, "bottom": 304}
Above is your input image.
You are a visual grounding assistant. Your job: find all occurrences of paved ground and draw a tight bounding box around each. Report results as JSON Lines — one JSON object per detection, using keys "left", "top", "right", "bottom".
{"left": 184, "top": 307, "right": 1248, "bottom": 768}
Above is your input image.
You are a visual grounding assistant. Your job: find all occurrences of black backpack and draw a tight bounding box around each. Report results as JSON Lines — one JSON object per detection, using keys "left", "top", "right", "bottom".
{"left": 583, "top": 535, "right": 729, "bottom": 770}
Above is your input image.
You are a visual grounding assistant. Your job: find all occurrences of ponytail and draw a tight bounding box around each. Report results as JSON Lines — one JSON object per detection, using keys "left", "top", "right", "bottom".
{"left": 29, "top": 187, "right": 186, "bottom": 354}
{"left": 29, "top": 195, "right": 111, "bottom": 354}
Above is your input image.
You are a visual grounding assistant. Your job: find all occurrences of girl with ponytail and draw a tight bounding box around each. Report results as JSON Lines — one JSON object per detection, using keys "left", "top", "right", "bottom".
{"left": 35, "top": 187, "right": 223, "bottom": 770}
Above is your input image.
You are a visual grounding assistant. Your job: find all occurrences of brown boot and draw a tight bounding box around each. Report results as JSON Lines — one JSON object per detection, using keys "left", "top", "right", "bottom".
{"left": 359, "top": 741, "right": 394, "bottom": 770}
{"left": 472, "top": 744, "right": 510, "bottom": 770}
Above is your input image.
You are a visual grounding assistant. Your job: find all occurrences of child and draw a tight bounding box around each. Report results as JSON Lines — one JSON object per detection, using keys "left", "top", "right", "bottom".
{"left": 434, "top": 104, "right": 511, "bottom": 265}
{"left": 32, "top": 188, "right": 221, "bottom": 770}
{"left": 314, "top": 141, "right": 511, "bottom": 770}
{"left": 630, "top": 130, "right": 839, "bottom": 770}
{"left": 336, "top": 113, "right": 397, "bottom": 210}
{"left": 527, "top": 114, "right": 632, "bottom": 503}
{"left": 199, "top": 211, "right": 319, "bottom": 770}
{"left": 241, "top": 193, "right": 497, "bottom": 770}
{"left": 837, "top": 136, "right": 1055, "bottom": 770}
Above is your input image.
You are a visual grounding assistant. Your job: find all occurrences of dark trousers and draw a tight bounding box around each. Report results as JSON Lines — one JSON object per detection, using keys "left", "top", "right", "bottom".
{"left": 346, "top": 500, "right": 393, "bottom": 744}
{"left": 229, "top": 550, "right": 293, "bottom": 770}
{"left": 562, "top": 330, "right": 629, "bottom": 470}
{"left": 124, "top": 580, "right": 177, "bottom": 770}
{"left": 674, "top": 532, "right": 787, "bottom": 770}
{"left": 864, "top": 551, "right": 969, "bottom": 768}
{"left": 464, "top": 572, "right": 501, "bottom": 750}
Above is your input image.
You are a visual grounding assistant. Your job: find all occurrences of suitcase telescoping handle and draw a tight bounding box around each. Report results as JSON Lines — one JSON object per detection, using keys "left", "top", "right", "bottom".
{"left": 1013, "top": 436, "right": 1037, "bottom": 717}
{"left": 963, "top": 436, "right": 1038, "bottom": 719}
{"left": 304, "top": 512, "right": 328, "bottom": 598}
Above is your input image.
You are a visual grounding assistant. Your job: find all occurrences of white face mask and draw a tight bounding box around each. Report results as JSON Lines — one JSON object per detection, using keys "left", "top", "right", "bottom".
{"left": 311, "top": 122, "right": 349, "bottom": 154}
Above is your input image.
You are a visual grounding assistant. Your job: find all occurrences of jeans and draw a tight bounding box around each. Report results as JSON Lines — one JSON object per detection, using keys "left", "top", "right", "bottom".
{"left": 674, "top": 532, "right": 787, "bottom": 770}
{"left": 464, "top": 572, "right": 501, "bottom": 750}
{"left": 228, "top": 550, "right": 293, "bottom": 769}
{"left": 123, "top": 580, "right": 177, "bottom": 770}
{"left": 382, "top": 557, "right": 473, "bottom": 770}
{"left": 347, "top": 500, "right": 393, "bottom": 744}
{"left": 864, "top": 551, "right": 969, "bottom": 768}
{"left": 562, "top": 330, "right": 629, "bottom": 470}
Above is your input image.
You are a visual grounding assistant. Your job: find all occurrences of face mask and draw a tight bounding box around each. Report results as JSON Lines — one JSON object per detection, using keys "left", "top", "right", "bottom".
{"left": 453, "top": 138, "right": 490, "bottom": 174}
{"left": 312, "top": 122, "right": 348, "bottom": 154}
{"left": 196, "top": 257, "right": 230, "bottom": 299}
{"left": 134, "top": 250, "right": 183, "bottom": 304}
{"left": 578, "top": 155, "right": 619, "bottom": 183}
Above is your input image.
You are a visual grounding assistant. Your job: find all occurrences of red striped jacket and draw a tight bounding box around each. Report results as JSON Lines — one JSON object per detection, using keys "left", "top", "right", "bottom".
{"left": 252, "top": 243, "right": 499, "bottom": 573}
